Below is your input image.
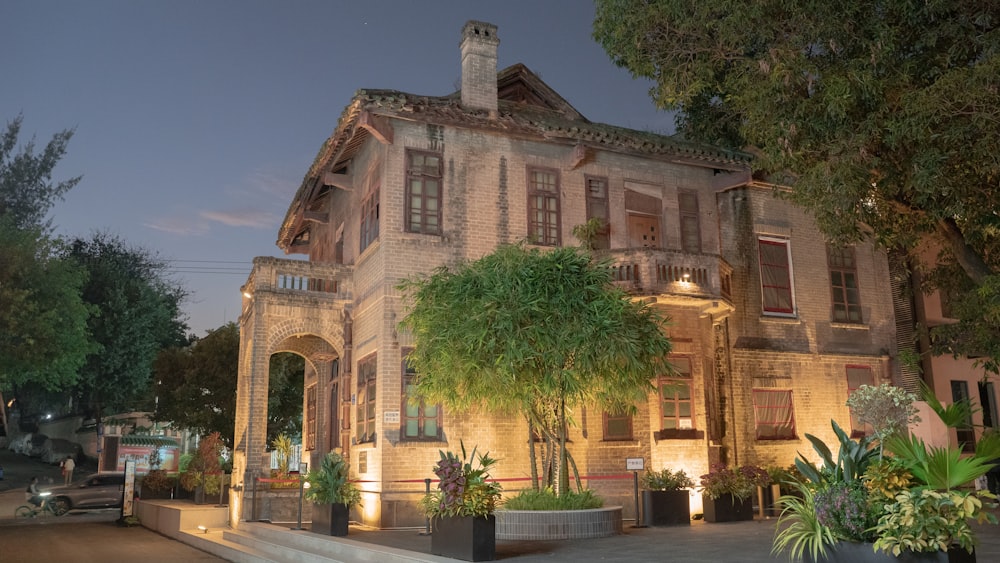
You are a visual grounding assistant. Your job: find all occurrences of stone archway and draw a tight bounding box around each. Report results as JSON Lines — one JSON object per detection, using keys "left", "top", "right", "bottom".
{"left": 229, "top": 260, "right": 353, "bottom": 526}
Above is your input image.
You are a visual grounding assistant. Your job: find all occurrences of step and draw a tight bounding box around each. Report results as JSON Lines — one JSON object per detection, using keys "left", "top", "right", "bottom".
{"left": 223, "top": 528, "right": 349, "bottom": 563}
{"left": 238, "top": 522, "right": 454, "bottom": 563}
{"left": 178, "top": 528, "right": 277, "bottom": 563}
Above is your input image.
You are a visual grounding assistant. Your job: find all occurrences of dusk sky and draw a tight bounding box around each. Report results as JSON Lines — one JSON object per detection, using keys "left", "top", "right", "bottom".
{"left": 2, "top": 1, "right": 675, "bottom": 336}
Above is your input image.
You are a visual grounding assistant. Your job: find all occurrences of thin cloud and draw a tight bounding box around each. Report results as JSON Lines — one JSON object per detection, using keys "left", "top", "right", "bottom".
{"left": 201, "top": 209, "right": 279, "bottom": 228}
{"left": 145, "top": 216, "right": 210, "bottom": 236}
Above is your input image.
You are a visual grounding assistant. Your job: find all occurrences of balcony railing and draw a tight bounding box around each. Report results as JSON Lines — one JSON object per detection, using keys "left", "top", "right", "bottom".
{"left": 595, "top": 248, "right": 732, "bottom": 302}
{"left": 242, "top": 257, "right": 353, "bottom": 302}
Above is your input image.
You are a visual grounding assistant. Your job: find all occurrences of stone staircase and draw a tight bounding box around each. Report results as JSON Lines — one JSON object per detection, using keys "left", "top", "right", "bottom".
{"left": 177, "top": 522, "right": 455, "bottom": 563}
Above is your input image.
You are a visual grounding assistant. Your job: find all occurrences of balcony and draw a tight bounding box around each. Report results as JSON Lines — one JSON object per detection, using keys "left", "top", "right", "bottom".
{"left": 241, "top": 257, "right": 353, "bottom": 307}
{"left": 595, "top": 247, "right": 733, "bottom": 314}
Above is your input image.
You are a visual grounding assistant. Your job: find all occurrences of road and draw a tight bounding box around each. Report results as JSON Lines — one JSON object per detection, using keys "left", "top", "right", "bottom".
{"left": 0, "top": 447, "right": 225, "bottom": 562}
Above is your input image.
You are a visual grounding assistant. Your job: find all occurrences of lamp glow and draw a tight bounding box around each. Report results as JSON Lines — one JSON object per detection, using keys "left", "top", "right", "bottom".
{"left": 198, "top": 525, "right": 208, "bottom": 533}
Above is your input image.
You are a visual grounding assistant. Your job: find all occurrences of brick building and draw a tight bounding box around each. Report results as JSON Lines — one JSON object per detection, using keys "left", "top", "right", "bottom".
{"left": 231, "top": 21, "right": 902, "bottom": 528}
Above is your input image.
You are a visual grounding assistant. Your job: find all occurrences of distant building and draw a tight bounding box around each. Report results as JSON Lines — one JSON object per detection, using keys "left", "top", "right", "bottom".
{"left": 231, "top": 21, "right": 946, "bottom": 528}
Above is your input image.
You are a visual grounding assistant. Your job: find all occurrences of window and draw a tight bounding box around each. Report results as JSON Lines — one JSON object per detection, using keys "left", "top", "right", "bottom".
{"left": 406, "top": 150, "right": 442, "bottom": 234}
{"left": 979, "top": 381, "right": 998, "bottom": 429}
{"left": 585, "top": 176, "right": 610, "bottom": 250}
{"left": 758, "top": 237, "right": 794, "bottom": 315}
{"left": 951, "top": 381, "right": 975, "bottom": 452}
{"left": 846, "top": 365, "right": 874, "bottom": 437}
{"left": 329, "top": 381, "right": 339, "bottom": 449}
{"left": 678, "top": 190, "right": 701, "bottom": 253}
{"left": 752, "top": 389, "right": 796, "bottom": 440}
{"left": 603, "top": 411, "right": 633, "bottom": 440}
{"left": 527, "top": 167, "right": 560, "bottom": 245}
{"left": 659, "top": 357, "right": 693, "bottom": 432}
{"left": 360, "top": 186, "right": 380, "bottom": 252}
{"left": 305, "top": 384, "right": 317, "bottom": 451}
{"left": 356, "top": 354, "right": 377, "bottom": 443}
{"left": 828, "top": 245, "right": 862, "bottom": 323}
{"left": 401, "top": 350, "right": 442, "bottom": 441}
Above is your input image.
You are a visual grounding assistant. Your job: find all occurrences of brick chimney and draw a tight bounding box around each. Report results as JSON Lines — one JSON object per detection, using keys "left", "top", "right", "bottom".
{"left": 460, "top": 20, "right": 499, "bottom": 115}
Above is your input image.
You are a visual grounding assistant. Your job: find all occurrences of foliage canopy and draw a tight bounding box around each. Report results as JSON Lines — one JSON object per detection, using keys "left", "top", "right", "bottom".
{"left": 594, "top": 0, "right": 1000, "bottom": 370}
{"left": 399, "top": 243, "right": 673, "bottom": 494}
{"left": 152, "top": 322, "right": 304, "bottom": 447}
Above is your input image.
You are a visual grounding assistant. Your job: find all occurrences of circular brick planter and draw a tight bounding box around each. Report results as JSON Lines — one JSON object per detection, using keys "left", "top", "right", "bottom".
{"left": 495, "top": 506, "right": 623, "bottom": 540}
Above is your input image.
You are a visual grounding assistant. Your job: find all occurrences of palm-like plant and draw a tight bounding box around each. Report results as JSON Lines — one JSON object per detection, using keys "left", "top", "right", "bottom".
{"left": 772, "top": 481, "right": 836, "bottom": 562}
{"left": 794, "top": 420, "right": 878, "bottom": 486}
{"left": 304, "top": 451, "right": 361, "bottom": 508}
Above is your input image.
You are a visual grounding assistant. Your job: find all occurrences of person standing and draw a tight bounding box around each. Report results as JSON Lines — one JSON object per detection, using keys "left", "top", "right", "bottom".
{"left": 62, "top": 455, "right": 75, "bottom": 486}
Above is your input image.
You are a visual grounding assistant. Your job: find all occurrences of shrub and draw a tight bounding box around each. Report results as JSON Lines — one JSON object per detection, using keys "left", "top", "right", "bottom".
{"left": 700, "top": 464, "right": 770, "bottom": 500}
{"left": 813, "top": 480, "right": 881, "bottom": 542}
{"left": 503, "top": 488, "right": 603, "bottom": 510}
{"left": 304, "top": 451, "right": 360, "bottom": 508}
{"left": 420, "top": 442, "right": 502, "bottom": 518}
{"left": 141, "top": 469, "right": 174, "bottom": 493}
{"left": 641, "top": 468, "right": 694, "bottom": 491}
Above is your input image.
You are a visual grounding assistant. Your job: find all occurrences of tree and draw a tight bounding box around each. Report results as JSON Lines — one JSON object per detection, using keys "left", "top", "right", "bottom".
{"left": 0, "top": 115, "right": 80, "bottom": 231}
{"left": 399, "top": 244, "right": 674, "bottom": 496}
{"left": 594, "top": 1, "right": 1000, "bottom": 370}
{"left": 152, "top": 322, "right": 304, "bottom": 447}
{"left": 66, "top": 232, "right": 189, "bottom": 416}
{"left": 0, "top": 115, "right": 92, "bottom": 395}
{"left": 0, "top": 219, "right": 95, "bottom": 392}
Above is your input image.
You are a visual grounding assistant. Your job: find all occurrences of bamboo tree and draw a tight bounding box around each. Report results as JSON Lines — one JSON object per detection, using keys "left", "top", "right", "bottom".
{"left": 399, "top": 243, "right": 674, "bottom": 496}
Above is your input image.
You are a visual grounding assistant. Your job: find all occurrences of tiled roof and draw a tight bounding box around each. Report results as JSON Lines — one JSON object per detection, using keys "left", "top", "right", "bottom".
{"left": 277, "top": 66, "right": 752, "bottom": 250}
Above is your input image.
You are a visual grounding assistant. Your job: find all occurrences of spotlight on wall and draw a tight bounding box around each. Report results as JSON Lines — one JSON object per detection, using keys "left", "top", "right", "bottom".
{"left": 681, "top": 273, "right": 691, "bottom": 282}
{"left": 242, "top": 291, "right": 252, "bottom": 299}
{"left": 198, "top": 525, "right": 208, "bottom": 534}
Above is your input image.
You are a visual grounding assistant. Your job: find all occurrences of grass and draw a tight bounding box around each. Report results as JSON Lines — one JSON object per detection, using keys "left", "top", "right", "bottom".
{"left": 502, "top": 488, "right": 604, "bottom": 511}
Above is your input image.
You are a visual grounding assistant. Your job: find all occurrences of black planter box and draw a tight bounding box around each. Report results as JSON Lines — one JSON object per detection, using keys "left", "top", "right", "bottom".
{"left": 312, "top": 503, "right": 350, "bottom": 536}
{"left": 642, "top": 490, "right": 691, "bottom": 526}
{"left": 807, "top": 541, "right": 975, "bottom": 563}
{"left": 702, "top": 493, "right": 753, "bottom": 523}
{"left": 431, "top": 514, "right": 496, "bottom": 562}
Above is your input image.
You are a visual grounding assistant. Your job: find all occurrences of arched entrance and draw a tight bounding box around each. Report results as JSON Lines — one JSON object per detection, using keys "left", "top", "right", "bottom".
{"left": 230, "top": 257, "right": 353, "bottom": 526}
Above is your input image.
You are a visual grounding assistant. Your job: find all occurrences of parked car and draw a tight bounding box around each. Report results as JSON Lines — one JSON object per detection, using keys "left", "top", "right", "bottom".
{"left": 46, "top": 472, "right": 125, "bottom": 514}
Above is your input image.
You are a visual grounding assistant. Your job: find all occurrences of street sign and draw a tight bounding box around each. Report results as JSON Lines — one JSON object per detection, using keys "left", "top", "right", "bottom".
{"left": 626, "top": 457, "right": 644, "bottom": 471}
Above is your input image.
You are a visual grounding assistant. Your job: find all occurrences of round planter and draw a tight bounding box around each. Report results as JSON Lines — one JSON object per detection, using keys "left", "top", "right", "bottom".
{"left": 495, "top": 506, "right": 623, "bottom": 540}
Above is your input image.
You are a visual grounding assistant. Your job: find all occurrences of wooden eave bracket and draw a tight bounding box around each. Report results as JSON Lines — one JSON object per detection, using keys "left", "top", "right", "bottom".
{"left": 303, "top": 211, "right": 328, "bottom": 225}
{"left": 322, "top": 170, "right": 354, "bottom": 191}
{"left": 358, "top": 110, "right": 393, "bottom": 145}
{"left": 570, "top": 143, "right": 589, "bottom": 169}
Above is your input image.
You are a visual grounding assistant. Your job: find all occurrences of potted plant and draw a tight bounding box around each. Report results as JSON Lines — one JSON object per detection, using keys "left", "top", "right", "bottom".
{"left": 699, "top": 463, "right": 769, "bottom": 523}
{"left": 773, "top": 385, "right": 1000, "bottom": 563}
{"left": 304, "top": 451, "right": 361, "bottom": 536}
{"left": 179, "top": 432, "right": 224, "bottom": 504}
{"left": 640, "top": 467, "right": 693, "bottom": 526}
{"left": 420, "top": 442, "right": 503, "bottom": 562}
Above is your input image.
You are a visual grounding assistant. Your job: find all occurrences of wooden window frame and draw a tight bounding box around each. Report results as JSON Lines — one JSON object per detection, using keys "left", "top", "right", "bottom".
{"left": 951, "top": 380, "right": 976, "bottom": 452}
{"left": 845, "top": 365, "right": 874, "bottom": 437}
{"left": 527, "top": 166, "right": 561, "bottom": 246}
{"left": 356, "top": 354, "right": 377, "bottom": 444}
{"left": 752, "top": 389, "right": 797, "bottom": 440}
{"left": 585, "top": 175, "right": 610, "bottom": 250}
{"left": 658, "top": 357, "right": 694, "bottom": 434}
{"left": 360, "top": 185, "right": 380, "bottom": 252}
{"left": 401, "top": 349, "right": 443, "bottom": 441}
{"left": 305, "top": 384, "right": 317, "bottom": 451}
{"left": 828, "top": 245, "right": 863, "bottom": 323}
{"left": 405, "top": 149, "right": 443, "bottom": 235}
{"left": 758, "top": 237, "right": 795, "bottom": 315}
{"left": 678, "top": 190, "right": 701, "bottom": 253}
{"left": 602, "top": 411, "right": 633, "bottom": 441}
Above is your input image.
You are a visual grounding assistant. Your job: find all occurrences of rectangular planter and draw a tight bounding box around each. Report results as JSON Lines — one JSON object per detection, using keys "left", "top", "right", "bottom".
{"left": 642, "top": 490, "right": 691, "bottom": 526}
{"left": 431, "top": 514, "right": 496, "bottom": 562}
{"left": 702, "top": 493, "right": 753, "bottom": 523}
{"left": 311, "top": 502, "right": 349, "bottom": 536}
{"left": 808, "top": 542, "right": 975, "bottom": 563}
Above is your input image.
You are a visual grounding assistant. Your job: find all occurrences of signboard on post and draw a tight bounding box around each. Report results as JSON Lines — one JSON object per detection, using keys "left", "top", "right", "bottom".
{"left": 626, "top": 457, "right": 644, "bottom": 471}
{"left": 122, "top": 460, "right": 136, "bottom": 518}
